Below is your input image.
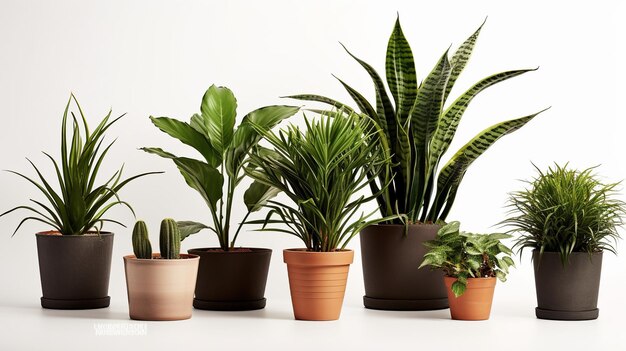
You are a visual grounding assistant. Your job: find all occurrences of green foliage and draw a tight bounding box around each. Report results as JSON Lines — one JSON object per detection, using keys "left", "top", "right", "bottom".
{"left": 288, "top": 16, "right": 546, "bottom": 224}
{"left": 420, "top": 221, "right": 515, "bottom": 297}
{"left": 0, "top": 95, "right": 160, "bottom": 236}
{"left": 132, "top": 220, "right": 152, "bottom": 259}
{"left": 142, "top": 85, "right": 299, "bottom": 250}
{"left": 246, "top": 112, "right": 394, "bottom": 252}
{"left": 503, "top": 164, "right": 625, "bottom": 265}
{"left": 160, "top": 218, "right": 181, "bottom": 259}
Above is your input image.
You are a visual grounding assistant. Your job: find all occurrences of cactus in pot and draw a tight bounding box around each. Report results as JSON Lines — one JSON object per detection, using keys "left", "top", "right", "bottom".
{"left": 160, "top": 218, "right": 181, "bottom": 259}
{"left": 132, "top": 221, "right": 152, "bottom": 259}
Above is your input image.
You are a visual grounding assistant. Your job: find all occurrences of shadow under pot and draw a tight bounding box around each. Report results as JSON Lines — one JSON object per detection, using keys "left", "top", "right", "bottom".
{"left": 36, "top": 231, "right": 114, "bottom": 309}
{"left": 187, "top": 248, "right": 272, "bottom": 311}
{"left": 284, "top": 249, "right": 354, "bottom": 321}
{"left": 444, "top": 277, "right": 496, "bottom": 321}
{"left": 124, "top": 253, "right": 199, "bottom": 321}
{"left": 360, "top": 224, "right": 448, "bottom": 310}
{"left": 533, "top": 250, "right": 603, "bottom": 320}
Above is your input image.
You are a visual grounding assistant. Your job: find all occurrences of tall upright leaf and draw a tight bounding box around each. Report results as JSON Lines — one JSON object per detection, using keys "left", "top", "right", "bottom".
{"left": 199, "top": 85, "right": 237, "bottom": 155}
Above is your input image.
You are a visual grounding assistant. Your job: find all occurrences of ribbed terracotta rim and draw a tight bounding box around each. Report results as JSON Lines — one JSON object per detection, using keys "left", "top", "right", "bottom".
{"left": 283, "top": 248, "right": 354, "bottom": 266}
{"left": 124, "top": 253, "right": 199, "bottom": 264}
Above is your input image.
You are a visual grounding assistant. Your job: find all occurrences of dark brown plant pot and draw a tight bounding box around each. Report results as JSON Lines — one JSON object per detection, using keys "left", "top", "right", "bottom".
{"left": 360, "top": 224, "right": 448, "bottom": 310}
{"left": 533, "top": 250, "right": 603, "bottom": 320}
{"left": 36, "top": 231, "right": 114, "bottom": 309}
{"left": 187, "top": 247, "right": 271, "bottom": 311}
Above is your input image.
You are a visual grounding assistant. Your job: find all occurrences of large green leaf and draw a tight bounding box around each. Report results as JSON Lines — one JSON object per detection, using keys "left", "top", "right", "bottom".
{"left": 428, "top": 69, "right": 536, "bottom": 176}
{"left": 444, "top": 20, "right": 485, "bottom": 102}
{"left": 385, "top": 16, "right": 417, "bottom": 127}
{"left": 173, "top": 157, "right": 223, "bottom": 211}
{"left": 149, "top": 116, "right": 220, "bottom": 167}
{"left": 243, "top": 180, "right": 281, "bottom": 212}
{"left": 177, "top": 220, "right": 210, "bottom": 240}
{"left": 430, "top": 108, "right": 549, "bottom": 221}
{"left": 199, "top": 85, "right": 237, "bottom": 155}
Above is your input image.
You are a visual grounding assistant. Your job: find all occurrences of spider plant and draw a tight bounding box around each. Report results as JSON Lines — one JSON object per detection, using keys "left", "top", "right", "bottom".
{"left": 246, "top": 112, "right": 394, "bottom": 252}
{"left": 420, "top": 221, "right": 515, "bottom": 297}
{"left": 0, "top": 94, "right": 161, "bottom": 236}
{"left": 503, "top": 164, "right": 626, "bottom": 264}
{"left": 142, "top": 85, "right": 299, "bottom": 250}
{"left": 288, "top": 16, "right": 547, "bottom": 224}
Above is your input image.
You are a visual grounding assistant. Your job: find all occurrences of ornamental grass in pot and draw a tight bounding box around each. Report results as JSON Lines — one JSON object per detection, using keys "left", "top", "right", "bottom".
{"left": 289, "top": 16, "right": 546, "bottom": 310}
{"left": 246, "top": 112, "right": 392, "bottom": 321}
{"left": 503, "top": 164, "right": 625, "bottom": 320}
{"left": 0, "top": 95, "right": 159, "bottom": 309}
{"left": 143, "top": 85, "right": 299, "bottom": 310}
{"left": 124, "top": 219, "right": 199, "bottom": 321}
{"left": 420, "top": 222, "right": 514, "bottom": 320}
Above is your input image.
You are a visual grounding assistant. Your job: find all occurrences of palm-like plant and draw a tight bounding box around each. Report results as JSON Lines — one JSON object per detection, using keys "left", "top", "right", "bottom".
{"left": 1, "top": 94, "right": 160, "bottom": 235}
{"left": 246, "top": 112, "right": 393, "bottom": 252}
{"left": 503, "top": 164, "right": 625, "bottom": 264}
{"left": 142, "top": 85, "right": 299, "bottom": 250}
{"left": 420, "top": 221, "right": 515, "bottom": 297}
{"left": 288, "top": 17, "right": 547, "bottom": 224}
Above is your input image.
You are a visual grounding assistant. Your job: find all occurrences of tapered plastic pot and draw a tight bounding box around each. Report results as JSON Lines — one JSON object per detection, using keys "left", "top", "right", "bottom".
{"left": 36, "top": 231, "right": 114, "bottom": 309}
{"left": 187, "top": 248, "right": 272, "bottom": 311}
{"left": 124, "top": 253, "right": 199, "bottom": 321}
{"left": 533, "top": 250, "right": 603, "bottom": 320}
{"left": 284, "top": 249, "right": 354, "bottom": 321}
{"left": 444, "top": 277, "right": 496, "bottom": 320}
{"left": 360, "top": 224, "right": 448, "bottom": 310}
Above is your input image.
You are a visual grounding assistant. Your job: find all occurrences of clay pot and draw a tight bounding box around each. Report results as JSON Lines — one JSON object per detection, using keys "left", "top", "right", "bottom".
{"left": 124, "top": 253, "right": 199, "bottom": 321}
{"left": 36, "top": 231, "right": 114, "bottom": 309}
{"left": 187, "top": 248, "right": 272, "bottom": 311}
{"left": 283, "top": 249, "right": 354, "bottom": 321}
{"left": 444, "top": 276, "right": 496, "bottom": 321}
{"left": 360, "top": 224, "right": 448, "bottom": 310}
{"left": 533, "top": 250, "right": 603, "bottom": 320}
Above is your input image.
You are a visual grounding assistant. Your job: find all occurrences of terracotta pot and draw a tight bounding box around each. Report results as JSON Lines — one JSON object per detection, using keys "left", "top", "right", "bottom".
{"left": 124, "top": 253, "right": 199, "bottom": 321}
{"left": 444, "top": 276, "right": 496, "bottom": 321}
{"left": 360, "top": 224, "right": 448, "bottom": 310}
{"left": 533, "top": 250, "right": 602, "bottom": 320}
{"left": 36, "top": 231, "right": 114, "bottom": 309}
{"left": 283, "top": 249, "right": 354, "bottom": 321}
{"left": 187, "top": 247, "right": 271, "bottom": 311}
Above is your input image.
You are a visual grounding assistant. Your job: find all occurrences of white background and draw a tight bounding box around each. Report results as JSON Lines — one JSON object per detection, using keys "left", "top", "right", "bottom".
{"left": 1, "top": 0, "right": 625, "bottom": 350}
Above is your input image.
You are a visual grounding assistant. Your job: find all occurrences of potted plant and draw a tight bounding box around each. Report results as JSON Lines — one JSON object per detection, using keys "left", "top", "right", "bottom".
{"left": 0, "top": 95, "right": 159, "bottom": 309}
{"left": 142, "top": 84, "right": 299, "bottom": 311}
{"left": 124, "top": 219, "right": 200, "bottom": 321}
{"left": 419, "top": 221, "right": 514, "bottom": 320}
{"left": 503, "top": 164, "right": 625, "bottom": 320}
{"left": 288, "top": 16, "right": 546, "bottom": 310}
{"left": 246, "top": 112, "right": 392, "bottom": 321}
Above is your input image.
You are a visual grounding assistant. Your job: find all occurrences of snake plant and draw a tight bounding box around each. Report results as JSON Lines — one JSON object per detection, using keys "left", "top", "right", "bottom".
{"left": 142, "top": 85, "right": 299, "bottom": 250}
{"left": 288, "top": 17, "right": 547, "bottom": 224}
{"left": 246, "top": 112, "right": 393, "bottom": 252}
{"left": 0, "top": 94, "right": 160, "bottom": 235}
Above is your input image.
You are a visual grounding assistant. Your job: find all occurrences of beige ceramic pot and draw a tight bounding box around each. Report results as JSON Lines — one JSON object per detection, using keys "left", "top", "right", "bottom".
{"left": 124, "top": 253, "right": 199, "bottom": 321}
{"left": 283, "top": 249, "right": 354, "bottom": 321}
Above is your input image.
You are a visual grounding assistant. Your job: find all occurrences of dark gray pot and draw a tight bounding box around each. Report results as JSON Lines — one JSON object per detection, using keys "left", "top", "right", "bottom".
{"left": 360, "top": 224, "right": 448, "bottom": 310}
{"left": 533, "top": 250, "right": 603, "bottom": 320}
{"left": 36, "top": 232, "right": 114, "bottom": 309}
{"left": 187, "top": 248, "right": 272, "bottom": 311}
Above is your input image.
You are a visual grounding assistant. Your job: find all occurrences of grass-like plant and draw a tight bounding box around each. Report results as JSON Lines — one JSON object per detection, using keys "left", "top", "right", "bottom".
{"left": 246, "top": 112, "right": 393, "bottom": 252}
{"left": 419, "top": 221, "right": 515, "bottom": 297}
{"left": 142, "top": 85, "right": 299, "bottom": 250}
{"left": 1, "top": 94, "right": 160, "bottom": 235}
{"left": 503, "top": 164, "right": 625, "bottom": 264}
{"left": 288, "top": 16, "right": 546, "bottom": 224}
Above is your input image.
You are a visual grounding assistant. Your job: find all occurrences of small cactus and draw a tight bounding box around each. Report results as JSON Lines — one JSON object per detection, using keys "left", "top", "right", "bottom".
{"left": 160, "top": 218, "right": 181, "bottom": 259}
{"left": 132, "top": 220, "right": 152, "bottom": 259}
